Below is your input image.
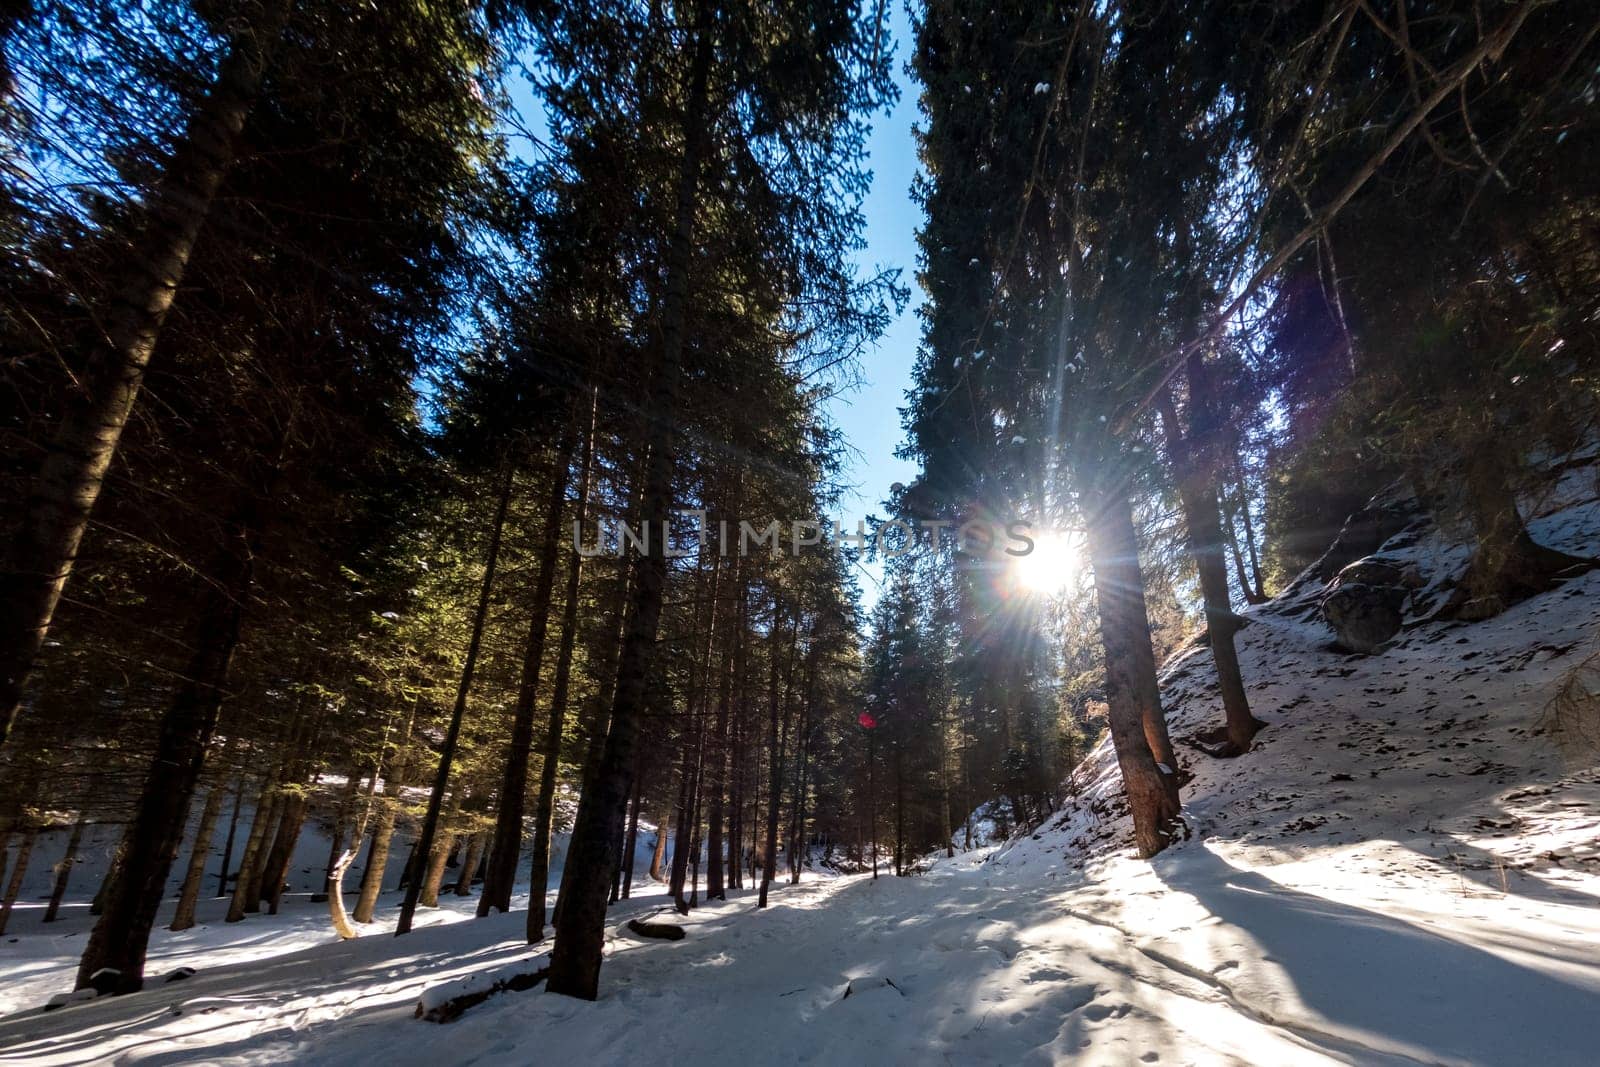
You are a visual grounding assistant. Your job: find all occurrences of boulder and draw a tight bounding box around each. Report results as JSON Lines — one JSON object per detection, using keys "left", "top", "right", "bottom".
{"left": 1320, "top": 557, "right": 1416, "bottom": 653}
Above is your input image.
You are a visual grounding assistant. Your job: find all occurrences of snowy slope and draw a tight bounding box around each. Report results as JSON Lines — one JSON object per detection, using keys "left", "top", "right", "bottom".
{"left": 0, "top": 467, "right": 1597, "bottom": 1064}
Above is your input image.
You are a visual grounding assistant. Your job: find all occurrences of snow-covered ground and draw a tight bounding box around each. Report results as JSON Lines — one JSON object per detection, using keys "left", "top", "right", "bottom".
{"left": 2, "top": 465, "right": 1598, "bottom": 1064}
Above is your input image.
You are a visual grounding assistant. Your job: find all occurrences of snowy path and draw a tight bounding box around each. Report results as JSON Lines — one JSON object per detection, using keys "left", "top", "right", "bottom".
{"left": 5, "top": 838, "right": 1595, "bottom": 1065}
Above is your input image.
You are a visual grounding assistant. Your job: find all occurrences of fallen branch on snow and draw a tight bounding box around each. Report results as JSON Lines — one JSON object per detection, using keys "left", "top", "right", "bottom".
{"left": 627, "top": 917, "right": 686, "bottom": 941}
{"left": 415, "top": 957, "right": 550, "bottom": 1023}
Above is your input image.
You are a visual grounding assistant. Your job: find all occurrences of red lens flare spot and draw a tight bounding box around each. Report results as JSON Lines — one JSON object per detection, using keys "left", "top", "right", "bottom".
{"left": 858, "top": 711, "right": 877, "bottom": 729}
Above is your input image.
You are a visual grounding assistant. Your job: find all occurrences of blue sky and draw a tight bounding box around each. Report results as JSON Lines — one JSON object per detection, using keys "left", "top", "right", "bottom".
{"left": 825, "top": 1, "right": 923, "bottom": 606}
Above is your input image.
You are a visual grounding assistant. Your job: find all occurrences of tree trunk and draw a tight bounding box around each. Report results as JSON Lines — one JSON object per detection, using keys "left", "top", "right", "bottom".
{"left": 239, "top": 788, "right": 282, "bottom": 914}
{"left": 671, "top": 704, "right": 706, "bottom": 914}
{"left": 963, "top": 753, "right": 973, "bottom": 851}
{"left": 1085, "top": 484, "right": 1181, "bottom": 859}
{"left": 894, "top": 748, "right": 905, "bottom": 876}
{"left": 685, "top": 744, "right": 704, "bottom": 908}
{"left": 667, "top": 555, "right": 712, "bottom": 913}
{"left": 648, "top": 799, "right": 670, "bottom": 883}
{"left": 758, "top": 616, "right": 791, "bottom": 909}
{"left": 481, "top": 430, "right": 576, "bottom": 915}
{"left": 548, "top": 685, "right": 616, "bottom": 934}
{"left": 1232, "top": 463, "right": 1268, "bottom": 602}
{"left": 171, "top": 787, "right": 223, "bottom": 931}
{"left": 0, "top": 829, "right": 35, "bottom": 936}
{"left": 1157, "top": 389, "right": 1260, "bottom": 755}
{"left": 354, "top": 697, "right": 416, "bottom": 924}
{"left": 727, "top": 646, "right": 747, "bottom": 891}
{"left": 1453, "top": 448, "right": 1595, "bottom": 614}
{"left": 705, "top": 561, "right": 740, "bottom": 901}
{"left": 419, "top": 833, "right": 454, "bottom": 909}
{"left": 0, "top": 0, "right": 291, "bottom": 744}
{"left": 226, "top": 782, "right": 272, "bottom": 924}
{"left": 1223, "top": 494, "right": 1260, "bottom": 605}
{"left": 235, "top": 705, "right": 307, "bottom": 918}
{"left": 322, "top": 768, "right": 361, "bottom": 897}
{"left": 43, "top": 817, "right": 87, "bottom": 923}
{"left": 620, "top": 766, "right": 643, "bottom": 899}
{"left": 261, "top": 790, "right": 309, "bottom": 915}
{"left": 522, "top": 405, "right": 598, "bottom": 937}
{"left": 216, "top": 774, "right": 245, "bottom": 899}
{"left": 454, "top": 833, "right": 484, "bottom": 897}
{"left": 76, "top": 511, "right": 255, "bottom": 993}
{"left": 353, "top": 810, "right": 394, "bottom": 924}
{"left": 397, "top": 461, "right": 514, "bottom": 936}
{"left": 89, "top": 845, "right": 118, "bottom": 915}
{"left": 940, "top": 710, "right": 954, "bottom": 859}
{"left": 331, "top": 726, "right": 395, "bottom": 939}
{"left": 546, "top": 31, "right": 711, "bottom": 1002}
{"left": 328, "top": 840, "right": 362, "bottom": 941}
{"left": 868, "top": 728, "right": 878, "bottom": 879}
{"left": 396, "top": 834, "right": 422, "bottom": 892}
{"left": 1222, "top": 483, "right": 1268, "bottom": 605}
{"left": 789, "top": 653, "right": 816, "bottom": 884}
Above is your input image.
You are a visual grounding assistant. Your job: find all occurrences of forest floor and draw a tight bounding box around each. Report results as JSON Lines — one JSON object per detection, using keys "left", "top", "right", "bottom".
{"left": 2, "top": 465, "right": 1599, "bottom": 1063}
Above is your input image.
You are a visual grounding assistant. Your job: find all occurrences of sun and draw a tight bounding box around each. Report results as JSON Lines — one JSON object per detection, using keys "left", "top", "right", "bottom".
{"left": 1013, "top": 530, "right": 1083, "bottom": 594}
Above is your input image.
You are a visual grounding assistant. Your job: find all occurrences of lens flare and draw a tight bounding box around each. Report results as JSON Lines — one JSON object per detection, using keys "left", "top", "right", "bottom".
{"left": 1013, "top": 531, "right": 1082, "bottom": 594}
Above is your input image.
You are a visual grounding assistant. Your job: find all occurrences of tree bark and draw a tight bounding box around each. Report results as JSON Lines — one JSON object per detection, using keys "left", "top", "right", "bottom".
{"left": 330, "top": 725, "right": 396, "bottom": 939}
{"left": 0, "top": 0, "right": 292, "bottom": 744}
{"left": 940, "top": 708, "right": 955, "bottom": 858}
{"left": 354, "top": 697, "right": 416, "bottom": 924}
{"left": 648, "top": 800, "right": 670, "bottom": 883}
{"left": 227, "top": 779, "right": 274, "bottom": 923}
{"left": 216, "top": 774, "right": 245, "bottom": 899}
{"left": 322, "top": 767, "right": 361, "bottom": 898}
{"left": 522, "top": 404, "right": 597, "bottom": 935}
{"left": 758, "top": 614, "right": 794, "bottom": 908}
{"left": 0, "top": 828, "right": 35, "bottom": 936}
{"left": 620, "top": 768, "right": 643, "bottom": 900}
{"left": 789, "top": 650, "right": 816, "bottom": 884}
{"left": 353, "top": 810, "right": 394, "bottom": 924}
{"left": 1222, "top": 491, "right": 1264, "bottom": 605}
{"left": 684, "top": 741, "right": 704, "bottom": 908}
{"left": 171, "top": 788, "right": 223, "bottom": 931}
{"left": 397, "top": 460, "right": 514, "bottom": 936}
{"left": 454, "top": 833, "right": 485, "bottom": 897}
{"left": 705, "top": 559, "right": 740, "bottom": 900}
{"left": 546, "top": 31, "right": 711, "bottom": 1001}
{"left": 44, "top": 817, "right": 87, "bottom": 923}
{"left": 668, "top": 724, "right": 696, "bottom": 909}
{"left": 480, "top": 429, "right": 576, "bottom": 915}
{"left": 239, "top": 787, "right": 281, "bottom": 914}
{"left": 894, "top": 747, "right": 905, "bottom": 877}
{"left": 1157, "top": 387, "right": 1260, "bottom": 755}
{"left": 1233, "top": 468, "right": 1268, "bottom": 602}
{"left": 1085, "top": 484, "right": 1181, "bottom": 858}
{"left": 76, "top": 509, "right": 255, "bottom": 993}
{"left": 261, "top": 790, "right": 309, "bottom": 915}
{"left": 419, "top": 832, "right": 454, "bottom": 909}
{"left": 1223, "top": 468, "right": 1268, "bottom": 603}
{"left": 234, "top": 702, "right": 307, "bottom": 918}
{"left": 1453, "top": 448, "right": 1595, "bottom": 613}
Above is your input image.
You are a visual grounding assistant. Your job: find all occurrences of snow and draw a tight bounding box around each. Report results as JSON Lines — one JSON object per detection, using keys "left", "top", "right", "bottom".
{"left": 0, "top": 817, "right": 664, "bottom": 1019}
{"left": 1, "top": 469, "right": 1598, "bottom": 1063}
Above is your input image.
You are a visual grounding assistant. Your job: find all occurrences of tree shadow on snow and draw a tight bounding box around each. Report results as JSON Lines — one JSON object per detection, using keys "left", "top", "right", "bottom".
{"left": 1152, "top": 846, "right": 1600, "bottom": 1065}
